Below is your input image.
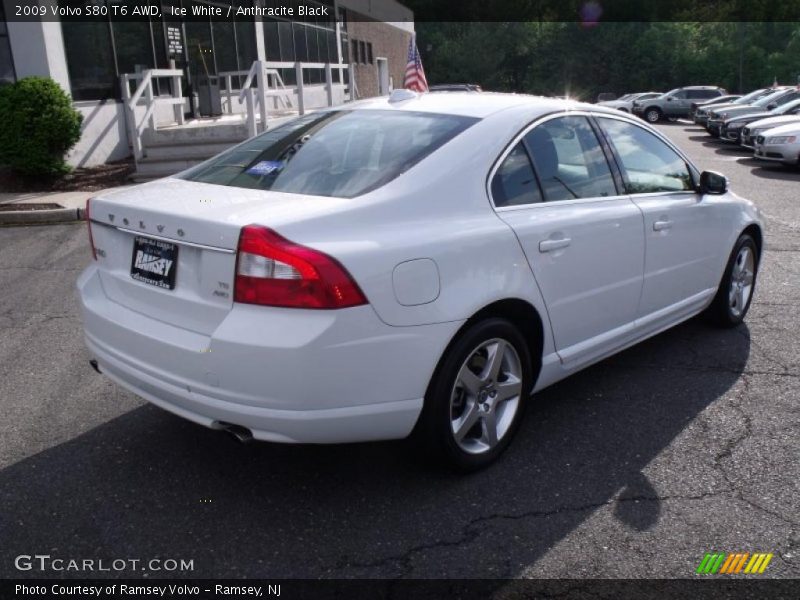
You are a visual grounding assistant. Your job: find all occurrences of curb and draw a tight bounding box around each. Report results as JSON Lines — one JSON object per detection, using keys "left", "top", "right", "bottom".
{"left": 0, "top": 207, "right": 82, "bottom": 226}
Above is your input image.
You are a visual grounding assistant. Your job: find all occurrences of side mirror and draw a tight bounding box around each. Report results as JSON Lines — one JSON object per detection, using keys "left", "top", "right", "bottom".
{"left": 699, "top": 170, "right": 728, "bottom": 195}
{"left": 666, "top": 97, "right": 673, "bottom": 101}
{"left": 767, "top": 103, "right": 777, "bottom": 110}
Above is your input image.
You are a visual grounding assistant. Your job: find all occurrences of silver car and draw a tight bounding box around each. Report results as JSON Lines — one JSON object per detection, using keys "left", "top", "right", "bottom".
{"left": 597, "top": 92, "right": 661, "bottom": 113}
{"left": 753, "top": 122, "right": 800, "bottom": 166}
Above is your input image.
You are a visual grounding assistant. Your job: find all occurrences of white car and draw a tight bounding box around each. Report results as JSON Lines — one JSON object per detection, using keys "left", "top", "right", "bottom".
{"left": 753, "top": 121, "right": 800, "bottom": 165}
{"left": 78, "top": 92, "right": 763, "bottom": 470}
{"left": 597, "top": 92, "right": 660, "bottom": 113}
{"left": 741, "top": 113, "right": 800, "bottom": 149}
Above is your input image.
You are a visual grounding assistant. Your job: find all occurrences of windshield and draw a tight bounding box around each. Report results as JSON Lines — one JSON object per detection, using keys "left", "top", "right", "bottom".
{"left": 617, "top": 94, "right": 634, "bottom": 101}
{"left": 660, "top": 88, "right": 681, "bottom": 98}
{"left": 753, "top": 90, "right": 787, "bottom": 107}
{"left": 735, "top": 89, "right": 767, "bottom": 104}
{"left": 180, "top": 110, "right": 479, "bottom": 198}
{"left": 771, "top": 98, "right": 800, "bottom": 115}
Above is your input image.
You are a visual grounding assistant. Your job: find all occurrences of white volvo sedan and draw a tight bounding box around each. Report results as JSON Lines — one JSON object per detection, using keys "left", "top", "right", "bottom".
{"left": 753, "top": 121, "right": 800, "bottom": 166}
{"left": 78, "top": 91, "right": 763, "bottom": 470}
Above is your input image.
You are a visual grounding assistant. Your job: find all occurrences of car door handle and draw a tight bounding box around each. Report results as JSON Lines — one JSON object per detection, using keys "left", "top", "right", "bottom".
{"left": 653, "top": 220, "right": 673, "bottom": 231}
{"left": 538, "top": 238, "right": 572, "bottom": 253}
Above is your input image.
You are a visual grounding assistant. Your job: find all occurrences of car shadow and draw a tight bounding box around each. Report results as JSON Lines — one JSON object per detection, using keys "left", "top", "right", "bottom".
{"left": 0, "top": 320, "right": 750, "bottom": 580}
{"left": 685, "top": 134, "right": 753, "bottom": 156}
{"left": 746, "top": 162, "right": 800, "bottom": 180}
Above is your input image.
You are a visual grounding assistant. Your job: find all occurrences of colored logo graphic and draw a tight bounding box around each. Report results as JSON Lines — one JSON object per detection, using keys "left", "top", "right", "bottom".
{"left": 696, "top": 552, "right": 773, "bottom": 574}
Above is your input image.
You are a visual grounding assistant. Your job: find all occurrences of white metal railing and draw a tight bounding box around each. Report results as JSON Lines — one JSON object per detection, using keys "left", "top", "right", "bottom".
{"left": 218, "top": 67, "right": 293, "bottom": 114}
{"left": 233, "top": 61, "right": 356, "bottom": 137}
{"left": 121, "top": 69, "right": 184, "bottom": 162}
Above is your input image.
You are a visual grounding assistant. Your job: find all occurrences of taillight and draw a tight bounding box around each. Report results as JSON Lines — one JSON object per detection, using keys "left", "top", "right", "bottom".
{"left": 234, "top": 225, "right": 367, "bottom": 309}
{"left": 85, "top": 198, "right": 97, "bottom": 260}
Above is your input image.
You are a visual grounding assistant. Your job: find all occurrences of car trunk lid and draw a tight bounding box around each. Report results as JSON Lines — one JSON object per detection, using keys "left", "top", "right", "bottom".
{"left": 87, "top": 179, "right": 352, "bottom": 335}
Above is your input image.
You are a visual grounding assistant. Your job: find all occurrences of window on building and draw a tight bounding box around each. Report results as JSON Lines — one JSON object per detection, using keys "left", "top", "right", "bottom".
{"left": 366, "top": 43, "right": 373, "bottom": 64}
{"left": 60, "top": 0, "right": 345, "bottom": 102}
{"left": 262, "top": 3, "right": 338, "bottom": 84}
{"left": 359, "top": 41, "right": 367, "bottom": 64}
{"left": 62, "top": 22, "right": 117, "bottom": 101}
{"left": 351, "top": 40, "right": 359, "bottom": 64}
{"left": 235, "top": 18, "right": 257, "bottom": 74}
{"left": 0, "top": 3, "right": 15, "bottom": 85}
{"left": 264, "top": 19, "right": 281, "bottom": 61}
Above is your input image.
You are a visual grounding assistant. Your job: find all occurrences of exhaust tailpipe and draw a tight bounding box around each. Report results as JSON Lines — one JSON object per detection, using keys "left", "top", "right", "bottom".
{"left": 217, "top": 422, "right": 253, "bottom": 444}
{"left": 89, "top": 359, "right": 101, "bottom": 374}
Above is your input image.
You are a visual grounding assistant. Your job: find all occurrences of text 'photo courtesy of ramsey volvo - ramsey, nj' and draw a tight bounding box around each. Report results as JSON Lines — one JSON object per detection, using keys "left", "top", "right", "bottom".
{"left": 79, "top": 91, "right": 763, "bottom": 471}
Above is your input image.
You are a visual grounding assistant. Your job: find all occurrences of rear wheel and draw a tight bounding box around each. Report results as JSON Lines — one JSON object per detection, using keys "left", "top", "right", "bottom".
{"left": 414, "top": 318, "right": 532, "bottom": 471}
{"left": 705, "top": 233, "right": 759, "bottom": 327}
{"left": 645, "top": 107, "right": 662, "bottom": 123}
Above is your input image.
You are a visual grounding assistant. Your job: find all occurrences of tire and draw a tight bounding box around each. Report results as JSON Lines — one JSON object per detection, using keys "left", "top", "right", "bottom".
{"left": 705, "top": 233, "right": 759, "bottom": 327}
{"left": 413, "top": 318, "right": 533, "bottom": 472}
{"left": 644, "top": 107, "right": 662, "bottom": 123}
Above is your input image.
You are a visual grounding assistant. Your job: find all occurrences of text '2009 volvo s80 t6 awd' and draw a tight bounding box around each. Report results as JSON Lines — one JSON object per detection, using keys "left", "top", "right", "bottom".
{"left": 78, "top": 91, "right": 763, "bottom": 470}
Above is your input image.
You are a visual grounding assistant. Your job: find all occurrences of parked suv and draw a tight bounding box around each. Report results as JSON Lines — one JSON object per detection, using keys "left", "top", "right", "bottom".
{"left": 633, "top": 86, "right": 727, "bottom": 123}
{"left": 597, "top": 92, "right": 661, "bottom": 113}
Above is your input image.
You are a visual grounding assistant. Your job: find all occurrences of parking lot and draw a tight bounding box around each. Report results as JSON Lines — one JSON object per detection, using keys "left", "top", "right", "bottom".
{"left": 0, "top": 121, "right": 798, "bottom": 580}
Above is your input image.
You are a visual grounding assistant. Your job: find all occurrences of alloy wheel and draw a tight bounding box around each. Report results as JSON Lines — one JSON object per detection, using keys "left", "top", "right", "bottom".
{"left": 729, "top": 245, "right": 755, "bottom": 318}
{"left": 449, "top": 338, "right": 523, "bottom": 455}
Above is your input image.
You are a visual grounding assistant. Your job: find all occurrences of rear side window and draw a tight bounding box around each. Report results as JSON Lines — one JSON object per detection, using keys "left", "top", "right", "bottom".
{"left": 523, "top": 116, "right": 617, "bottom": 202}
{"left": 491, "top": 142, "right": 542, "bottom": 207}
{"left": 596, "top": 117, "right": 693, "bottom": 193}
{"left": 180, "top": 110, "right": 478, "bottom": 198}
{"left": 689, "top": 90, "right": 720, "bottom": 99}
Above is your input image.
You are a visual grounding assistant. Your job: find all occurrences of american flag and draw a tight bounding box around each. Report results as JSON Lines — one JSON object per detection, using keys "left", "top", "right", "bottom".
{"left": 404, "top": 34, "right": 428, "bottom": 92}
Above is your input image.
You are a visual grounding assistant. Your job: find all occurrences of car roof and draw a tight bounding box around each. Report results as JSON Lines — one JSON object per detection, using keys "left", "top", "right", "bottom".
{"left": 341, "top": 91, "right": 593, "bottom": 119}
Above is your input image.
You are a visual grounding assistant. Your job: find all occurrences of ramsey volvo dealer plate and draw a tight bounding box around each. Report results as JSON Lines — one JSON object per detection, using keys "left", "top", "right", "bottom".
{"left": 130, "top": 236, "right": 178, "bottom": 290}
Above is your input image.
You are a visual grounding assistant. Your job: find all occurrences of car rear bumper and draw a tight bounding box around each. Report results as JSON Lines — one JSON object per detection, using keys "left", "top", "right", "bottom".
{"left": 78, "top": 264, "right": 461, "bottom": 443}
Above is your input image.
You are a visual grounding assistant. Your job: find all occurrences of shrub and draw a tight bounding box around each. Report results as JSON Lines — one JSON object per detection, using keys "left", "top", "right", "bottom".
{"left": 0, "top": 77, "right": 83, "bottom": 176}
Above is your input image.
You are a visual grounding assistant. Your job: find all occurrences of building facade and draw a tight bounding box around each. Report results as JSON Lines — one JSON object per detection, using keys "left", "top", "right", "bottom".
{"left": 0, "top": 0, "right": 413, "bottom": 168}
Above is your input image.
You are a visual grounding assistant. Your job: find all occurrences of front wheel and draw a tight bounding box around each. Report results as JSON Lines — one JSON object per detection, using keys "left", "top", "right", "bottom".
{"left": 413, "top": 318, "right": 533, "bottom": 472}
{"left": 705, "top": 233, "right": 759, "bottom": 327}
{"left": 645, "top": 107, "right": 662, "bottom": 123}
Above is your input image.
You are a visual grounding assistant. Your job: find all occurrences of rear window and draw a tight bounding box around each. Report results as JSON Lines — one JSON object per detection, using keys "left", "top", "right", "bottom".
{"left": 180, "top": 109, "right": 479, "bottom": 198}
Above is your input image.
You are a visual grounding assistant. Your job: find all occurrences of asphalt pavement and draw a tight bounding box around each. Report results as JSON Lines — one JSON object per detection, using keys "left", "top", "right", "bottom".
{"left": 0, "top": 122, "right": 798, "bottom": 580}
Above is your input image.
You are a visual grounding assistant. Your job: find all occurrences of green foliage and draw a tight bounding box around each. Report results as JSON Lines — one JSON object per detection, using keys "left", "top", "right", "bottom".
{"left": 0, "top": 77, "right": 83, "bottom": 176}
{"left": 417, "top": 22, "right": 800, "bottom": 100}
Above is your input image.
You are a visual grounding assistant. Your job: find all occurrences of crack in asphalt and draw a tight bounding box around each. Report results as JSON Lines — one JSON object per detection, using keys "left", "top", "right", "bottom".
{"left": 707, "top": 374, "right": 800, "bottom": 572}
{"left": 334, "top": 491, "right": 732, "bottom": 577}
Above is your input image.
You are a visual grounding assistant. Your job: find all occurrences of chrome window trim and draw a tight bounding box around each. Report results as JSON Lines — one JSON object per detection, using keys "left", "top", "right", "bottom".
{"left": 487, "top": 110, "right": 689, "bottom": 212}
